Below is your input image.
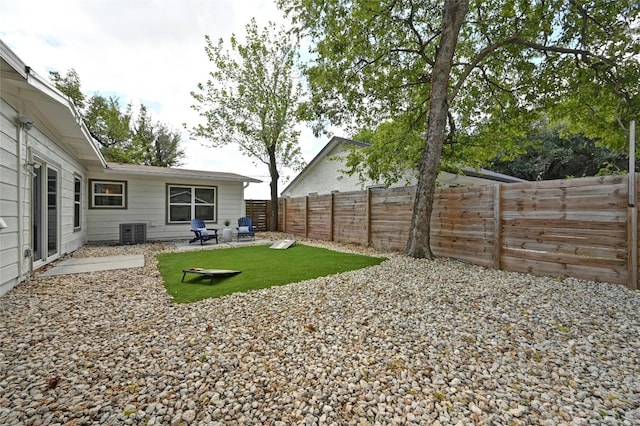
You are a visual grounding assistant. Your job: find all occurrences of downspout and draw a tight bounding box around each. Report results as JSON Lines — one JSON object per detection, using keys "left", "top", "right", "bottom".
{"left": 16, "top": 116, "right": 25, "bottom": 280}
{"left": 17, "top": 113, "right": 35, "bottom": 280}
{"left": 242, "top": 182, "right": 250, "bottom": 216}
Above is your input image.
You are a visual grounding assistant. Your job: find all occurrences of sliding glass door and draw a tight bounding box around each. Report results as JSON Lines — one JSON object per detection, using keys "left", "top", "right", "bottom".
{"left": 32, "top": 162, "right": 59, "bottom": 264}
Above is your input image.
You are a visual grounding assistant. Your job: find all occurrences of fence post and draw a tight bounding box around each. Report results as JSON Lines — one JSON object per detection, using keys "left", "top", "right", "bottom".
{"left": 267, "top": 200, "right": 272, "bottom": 231}
{"left": 282, "top": 198, "right": 287, "bottom": 233}
{"left": 366, "top": 188, "right": 372, "bottom": 246}
{"left": 305, "top": 196, "right": 309, "bottom": 238}
{"left": 629, "top": 203, "right": 638, "bottom": 291}
{"left": 628, "top": 171, "right": 638, "bottom": 290}
{"left": 628, "top": 122, "right": 637, "bottom": 290}
{"left": 493, "top": 184, "right": 502, "bottom": 269}
{"left": 330, "top": 193, "right": 335, "bottom": 241}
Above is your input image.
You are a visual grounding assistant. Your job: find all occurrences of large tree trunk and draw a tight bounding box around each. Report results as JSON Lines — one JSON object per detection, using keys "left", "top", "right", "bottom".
{"left": 268, "top": 147, "right": 280, "bottom": 231}
{"left": 406, "top": 0, "right": 469, "bottom": 258}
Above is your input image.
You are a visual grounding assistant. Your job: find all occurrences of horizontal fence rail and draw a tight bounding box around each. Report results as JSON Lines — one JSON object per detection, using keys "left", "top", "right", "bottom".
{"left": 277, "top": 174, "right": 639, "bottom": 290}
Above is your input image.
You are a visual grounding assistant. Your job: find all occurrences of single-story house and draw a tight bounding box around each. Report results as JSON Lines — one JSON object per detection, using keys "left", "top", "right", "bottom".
{"left": 0, "top": 40, "right": 260, "bottom": 296}
{"left": 281, "top": 136, "right": 525, "bottom": 198}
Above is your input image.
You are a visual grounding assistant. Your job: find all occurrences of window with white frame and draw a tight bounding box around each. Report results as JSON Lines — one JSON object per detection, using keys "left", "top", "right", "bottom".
{"left": 74, "top": 175, "right": 81, "bottom": 229}
{"left": 89, "top": 180, "right": 127, "bottom": 209}
{"left": 167, "top": 185, "right": 216, "bottom": 223}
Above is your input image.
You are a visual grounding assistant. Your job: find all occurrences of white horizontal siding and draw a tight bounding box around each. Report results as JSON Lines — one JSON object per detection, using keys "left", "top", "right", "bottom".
{"left": 59, "top": 168, "right": 87, "bottom": 255}
{"left": 1, "top": 97, "right": 90, "bottom": 295}
{"left": 86, "top": 169, "right": 247, "bottom": 242}
{"left": 284, "top": 144, "right": 372, "bottom": 197}
{"left": 0, "top": 98, "right": 24, "bottom": 295}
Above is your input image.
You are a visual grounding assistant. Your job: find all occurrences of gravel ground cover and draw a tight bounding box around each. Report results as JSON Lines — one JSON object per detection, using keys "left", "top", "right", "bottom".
{"left": 0, "top": 235, "right": 639, "bottom": 425}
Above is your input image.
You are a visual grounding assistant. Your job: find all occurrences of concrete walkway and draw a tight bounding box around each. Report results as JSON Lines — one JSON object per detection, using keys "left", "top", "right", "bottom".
{"left": 173, "top": 238, "right": 270, "bottom": 251}
{"left": 40, "top": 254, "right": 145, "bottom": 276}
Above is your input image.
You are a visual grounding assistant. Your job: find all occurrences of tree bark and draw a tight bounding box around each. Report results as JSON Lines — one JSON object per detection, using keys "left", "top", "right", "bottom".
{"left": 406, "top": 0, "right": 469, "bottom": 258}
{"left": 268, "top": 146, "right": 280, "bottom": 231}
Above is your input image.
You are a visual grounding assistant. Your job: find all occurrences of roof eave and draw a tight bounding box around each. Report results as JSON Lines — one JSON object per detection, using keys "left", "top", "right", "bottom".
{"left": 103, "top": 163, "right": 262, "bottom": 183}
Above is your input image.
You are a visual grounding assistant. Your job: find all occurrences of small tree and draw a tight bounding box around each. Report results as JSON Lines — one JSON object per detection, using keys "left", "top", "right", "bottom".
{"left": 132, "top": 105, "right": 184, "bottom": 167}
{"left": 49, "top": 69, "right": 85, "bottom": 110}
{"left": 190, "top": 18, "right": 305, "bottom": 231}
{"left": 50, "top": 69, "right": 185, "bottom": 166}
{"left": 84, "top": 94, "right": 134, "bottom": 163}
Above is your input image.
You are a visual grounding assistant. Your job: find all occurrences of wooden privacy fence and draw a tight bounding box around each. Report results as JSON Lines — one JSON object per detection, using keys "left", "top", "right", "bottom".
{"left": 245, "top": 199, "right": 272, "bottom": 231}
{"left": 278, "top": 174, "right": 639, "bottom": 290}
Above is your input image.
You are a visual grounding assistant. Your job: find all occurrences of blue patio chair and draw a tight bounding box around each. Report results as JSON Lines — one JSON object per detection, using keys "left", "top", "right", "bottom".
{"left": 237, "top": 217, "right": 255, "bottom": 241}
{"left": 189, "top": 218, "right": 218, "bottom": 245}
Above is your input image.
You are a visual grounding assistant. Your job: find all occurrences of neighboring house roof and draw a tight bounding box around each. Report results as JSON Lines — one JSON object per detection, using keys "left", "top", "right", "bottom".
{"left": 281, "top": 135, "right": 525, "bottom": 196}
{"left": 0, "top": 40, "right": 107, "bottom": 169}
{"left": 459, "top": 167, "right": 527, "bottom": 184}
{"left": 104, "top": 162, "right": 261, "bottom": 183}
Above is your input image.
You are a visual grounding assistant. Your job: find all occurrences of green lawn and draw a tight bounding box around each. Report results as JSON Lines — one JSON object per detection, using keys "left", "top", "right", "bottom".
{"left": 156, "top": 244, "right": 386, "bottom": 303}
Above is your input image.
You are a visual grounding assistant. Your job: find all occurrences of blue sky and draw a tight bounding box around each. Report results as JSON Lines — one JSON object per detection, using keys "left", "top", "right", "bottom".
{"left": 0, "top": 0, "right": 330, "bottom": 199}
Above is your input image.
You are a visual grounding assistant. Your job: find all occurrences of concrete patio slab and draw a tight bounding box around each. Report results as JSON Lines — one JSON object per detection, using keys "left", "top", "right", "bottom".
{"left": 173, "top": 238, "right": 270, "bottom": 251}
{"left": 40, "top": 254, "right": 145, "bottom": 276}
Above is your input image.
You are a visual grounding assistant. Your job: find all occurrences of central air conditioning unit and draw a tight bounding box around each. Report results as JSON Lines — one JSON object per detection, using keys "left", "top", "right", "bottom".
{"left": 119, "top": 223, "right": 147, "bottom": 244}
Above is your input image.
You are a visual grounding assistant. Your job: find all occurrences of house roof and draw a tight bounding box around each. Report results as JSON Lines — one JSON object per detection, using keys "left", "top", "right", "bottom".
{"left": 460, "top": 166, "right": 526, "bottom": 183}
{"left": 281, "top": 135, "right": 525, "bottom": 195}
{"left": 0, "top": 40, "right": 107, "bottom": 169}
{"left": 104, "top": 162, "right": 261, "bottom": 183}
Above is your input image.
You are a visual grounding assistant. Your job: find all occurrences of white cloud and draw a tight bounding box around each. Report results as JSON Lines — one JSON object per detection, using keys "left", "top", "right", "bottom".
{"left": 0, "top": 0, "right": 333, "bottom": 199}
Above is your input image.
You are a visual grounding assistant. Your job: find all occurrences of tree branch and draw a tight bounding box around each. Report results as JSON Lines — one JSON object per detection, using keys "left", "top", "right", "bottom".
{"left": 451, "top": 31, "right": 619, "bottom": 103}
{"left": 450, "top": 34, "right": 519, "bottom": 101}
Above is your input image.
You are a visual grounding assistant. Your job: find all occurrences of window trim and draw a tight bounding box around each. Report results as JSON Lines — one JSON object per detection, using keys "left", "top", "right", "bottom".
{"left": 89, "top": 179, "right": 128, "bottom": 209}
{"left": 166, "top": 184, "right": 217, "bottom": 224}
{"left": 73, "top": 175, "right": 82, "bottom": 230}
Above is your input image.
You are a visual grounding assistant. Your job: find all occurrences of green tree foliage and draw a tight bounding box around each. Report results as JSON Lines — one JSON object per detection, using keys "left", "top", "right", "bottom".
{"left": 146, "top": 123, "right": 184, "bottom": 168}
{"left": 131, "top": 105, "right": 185, "bottom": 167}
{"left": 190, "top": 18, "right": 305, "bottom": 231}
{"left": 50, "top": 69, "right": 184, "bottom": 166}
{"left": 84, "top": 94, "right": 134, "bottom": 163}
{"left": 491, "top": 123, "right": 629, "bottom": 181}
{"left": 279, "top": 0, "right": 640, "bottom": 258}
{"left": 49, "top": 69, "right": 85, "bottom": 110}
{"left": 349, "top": 120, "right": 424, "bottom": 186}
